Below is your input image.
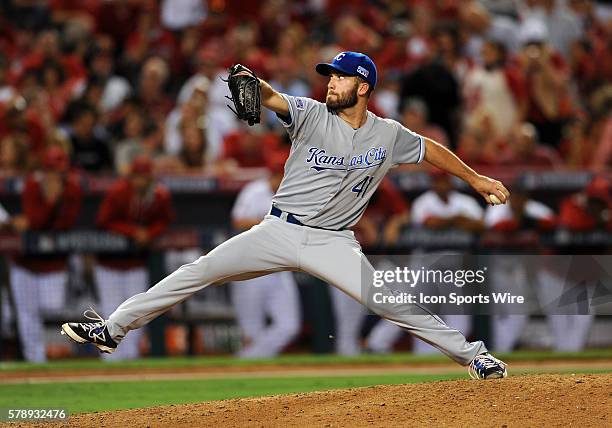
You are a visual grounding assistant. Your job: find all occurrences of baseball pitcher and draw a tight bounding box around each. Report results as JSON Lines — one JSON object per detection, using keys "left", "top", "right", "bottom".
{"left": 62, "top": 52, "right": 510, "bottom": 379}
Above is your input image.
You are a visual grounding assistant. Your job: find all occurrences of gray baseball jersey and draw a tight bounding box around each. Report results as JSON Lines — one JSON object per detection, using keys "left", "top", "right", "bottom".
{"left": 272, "top": 94, "right": 425, "bottom": 229}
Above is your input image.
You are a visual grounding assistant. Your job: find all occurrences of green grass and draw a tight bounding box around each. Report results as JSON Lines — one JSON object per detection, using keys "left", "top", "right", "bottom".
{"left": 2, "top": 349, "right": 611, "bottom": 372}
{"left": 0, "top": 373, "right": 466, "bottom": 414}
{"left": 0, "top": 350, "right": 610, "bottom": 416}
{"left": 1, "top": 368, "right": 610, "bottom": 415}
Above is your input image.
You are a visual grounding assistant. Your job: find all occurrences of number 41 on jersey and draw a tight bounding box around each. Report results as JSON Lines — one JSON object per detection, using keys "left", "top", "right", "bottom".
{"left": 352, "top": 176, "right": 373, "bottom": 198}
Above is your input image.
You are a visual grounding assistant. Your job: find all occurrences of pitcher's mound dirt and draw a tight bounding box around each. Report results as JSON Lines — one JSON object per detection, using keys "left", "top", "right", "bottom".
{"left": 28, "top": 374, "right": 612, "bottom": 427}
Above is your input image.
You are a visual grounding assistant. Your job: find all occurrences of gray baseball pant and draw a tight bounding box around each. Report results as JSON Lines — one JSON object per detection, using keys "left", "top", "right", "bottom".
{"left": 107, "top": 215, "right": 486, "bottom": 365}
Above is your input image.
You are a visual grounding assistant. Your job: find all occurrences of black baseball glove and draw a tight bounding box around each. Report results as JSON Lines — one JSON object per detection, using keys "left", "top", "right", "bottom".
{"left": 224, "top": 64, "right": 261, "bottom": 126}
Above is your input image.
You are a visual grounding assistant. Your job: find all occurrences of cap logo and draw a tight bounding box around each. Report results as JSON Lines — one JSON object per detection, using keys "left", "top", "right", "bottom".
{"left": 334, "top": 52, "right": 346, "bottom": 62}
{"left": 356, "top": 66, "right": 369, "bottom": 78}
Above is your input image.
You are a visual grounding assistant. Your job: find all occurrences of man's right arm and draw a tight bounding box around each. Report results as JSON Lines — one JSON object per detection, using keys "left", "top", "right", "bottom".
{"left": 259, "top": 79, "right": 289, "bottom": 117}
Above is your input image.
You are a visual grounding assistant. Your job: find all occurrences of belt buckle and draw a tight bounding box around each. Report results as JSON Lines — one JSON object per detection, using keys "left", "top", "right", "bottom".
{"left": 280, "top": 211, "right": 289, "bottom": 221}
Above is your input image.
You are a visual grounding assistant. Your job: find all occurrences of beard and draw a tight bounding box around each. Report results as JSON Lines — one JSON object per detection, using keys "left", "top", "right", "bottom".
{"left": 325, "top": 83, "right": 359, "bottom": 111}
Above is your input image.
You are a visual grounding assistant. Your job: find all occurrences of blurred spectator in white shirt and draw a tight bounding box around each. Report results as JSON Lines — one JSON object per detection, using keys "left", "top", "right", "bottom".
{"left": 165, "top": 76, "right": 209, "bottom": 158}
{"left": 463, "top": 39, "right": 527, "bottom": 140}
{"left": 178, "top": 43, "right": 238, "bottom": 162}
{"left": 161, "top": 0, "right": 207, "bottom": 31}
{"left": 412, "top": 170, "right": 485, "bottom": 232}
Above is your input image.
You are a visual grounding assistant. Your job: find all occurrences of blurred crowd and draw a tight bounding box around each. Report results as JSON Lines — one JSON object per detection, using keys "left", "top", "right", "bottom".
{"left": 0, "top": 0, "right": 610, "bottom": 177}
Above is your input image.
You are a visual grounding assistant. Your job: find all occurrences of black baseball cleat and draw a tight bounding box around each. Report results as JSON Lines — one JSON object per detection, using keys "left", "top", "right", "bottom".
{"left": 61, "top": 308, "right": 117, "bottom": 354}
{"left": 468, "top": 353, "right": 508, "bottom": 379}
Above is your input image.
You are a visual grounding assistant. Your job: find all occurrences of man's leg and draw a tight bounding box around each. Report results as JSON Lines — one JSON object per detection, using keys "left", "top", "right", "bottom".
{"left": 95, "top": 266, "right": 147, "bottom": 360}
{"left": 95, "top": 265, "right": 130, "bottom": 359}
{"left": 232, "top": 276, "right": 268, "bottom": 358}
{"left": 492, "top": 315, "right": 528, "bottom": 352}
{"left": 490, "top": 258, "right": 529, "bottom": 352}
{"left": 10, "top": 266, "right": 45, "bottom": 362}
{"left": 238, "top": 272, "right": 301, "bottom": 358}
{"left": 299, "top": 229, "right": 486, "bottom": 366}
{"left": 121, "top": 268, "right": 149, "bottom": 358}
{"left": 39, "top": 271, "right": 67, "bottom": 314}
{"left": 330, "top": 286, "right": 363, "bottom": 355}
{"left": 106, "top": 218, "right": 300, "bottom": 343}
{"left": 366, "top": 320, "right": 403, "bottom": 354}
{"left": 258, "top": 272, "right": 301, "bottom": 356}
{"left": 536, "top": 267, "right": 595, "bottom": 352}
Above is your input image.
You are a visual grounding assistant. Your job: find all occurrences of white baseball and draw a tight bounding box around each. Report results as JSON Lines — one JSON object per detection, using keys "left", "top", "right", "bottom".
{"left": 489, "top": 194, "right": 503, "bottom": 205}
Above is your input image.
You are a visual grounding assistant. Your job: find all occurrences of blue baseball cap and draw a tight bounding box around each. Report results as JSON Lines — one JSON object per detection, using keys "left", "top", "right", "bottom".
{"left": 316, "top": 51, "right": 377, "bottom": 89}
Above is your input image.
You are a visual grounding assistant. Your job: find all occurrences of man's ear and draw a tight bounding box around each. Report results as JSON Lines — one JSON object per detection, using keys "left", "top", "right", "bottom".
{"left": 358, "top": 82, "right": 370, "bottom": 96}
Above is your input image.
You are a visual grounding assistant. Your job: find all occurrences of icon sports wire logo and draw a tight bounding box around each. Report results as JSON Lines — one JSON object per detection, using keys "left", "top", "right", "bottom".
{"left": 373, "top": 267, "right": 487, "bottom": 288}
